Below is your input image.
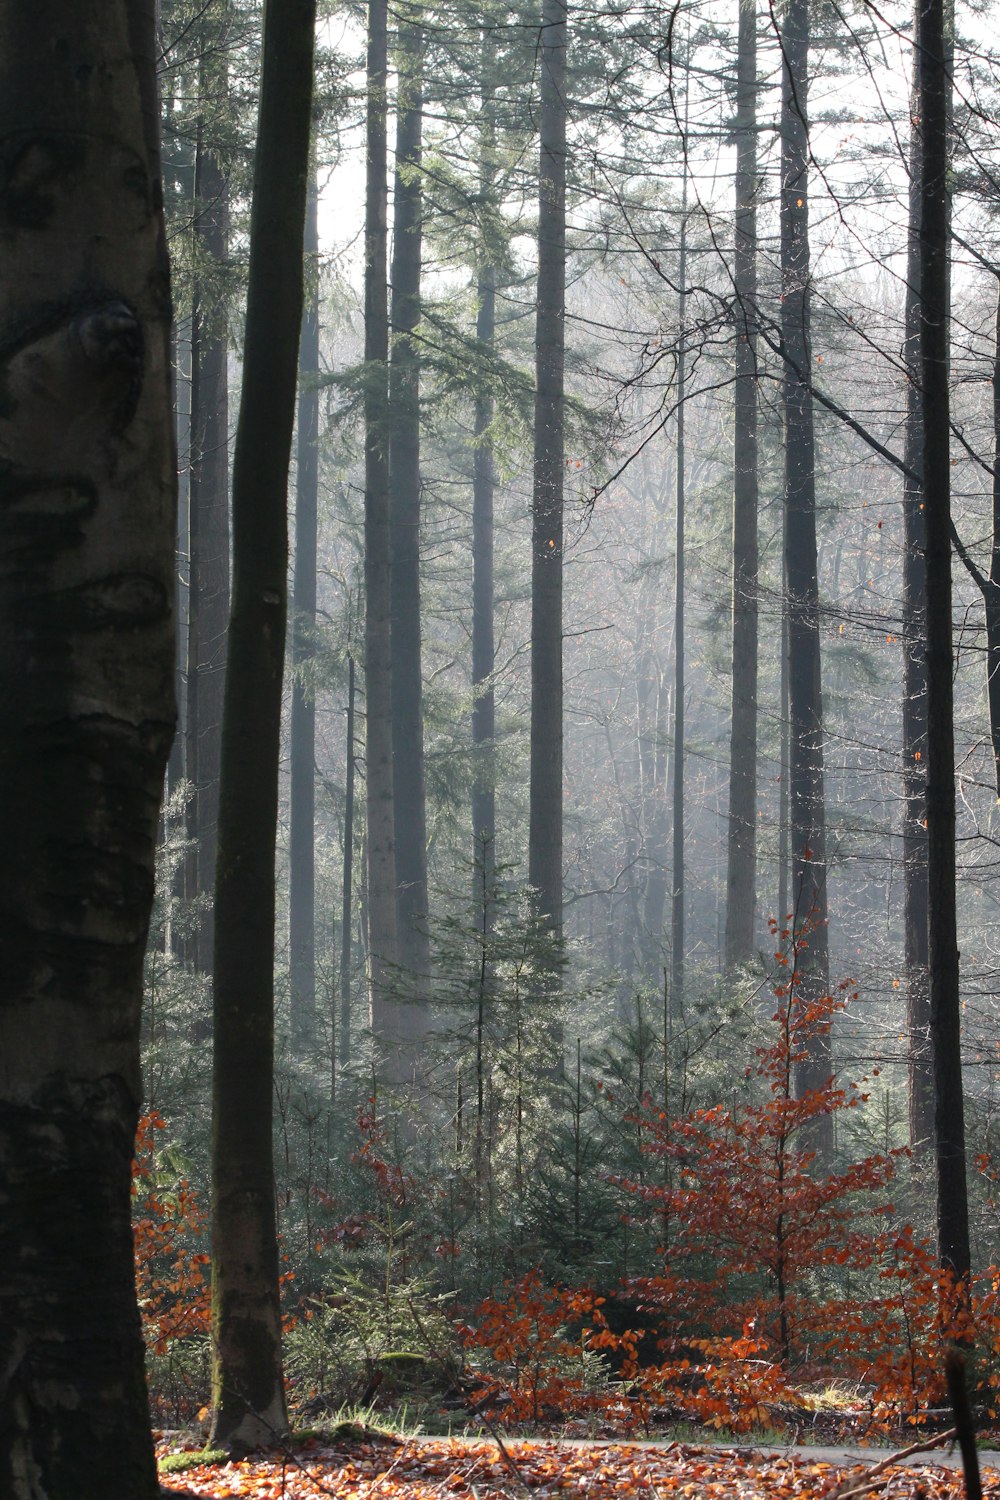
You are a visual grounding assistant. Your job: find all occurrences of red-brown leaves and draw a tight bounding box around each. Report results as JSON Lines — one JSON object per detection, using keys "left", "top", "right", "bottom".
{"left": 157, "top": 1435, "right": 1000, "bottom": 1499}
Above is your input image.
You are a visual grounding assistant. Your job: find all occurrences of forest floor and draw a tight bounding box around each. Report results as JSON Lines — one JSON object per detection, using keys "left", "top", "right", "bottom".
{"left": 157, "top": 1430, "right": 1000, "bottom": 1499}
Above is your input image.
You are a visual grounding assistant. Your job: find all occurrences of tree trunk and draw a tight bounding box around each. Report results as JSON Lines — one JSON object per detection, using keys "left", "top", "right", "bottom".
{"left": 642, "top": 668, "right": 670, "bottom": 960}
{"left": 364, "top": 0, "right": 402, "bottom": 1064}
{"left": 341, "top": 654, "right": 356, "bottom": 1071}
{"left": 529, "top": 0, "right": 567, "bottom": 940}
{"left": 172, "top": 316, "right": 192, "bottom": 801}
{"left": 289, "top": 164, "right": 320, "bottom": 1045}
{"left": 671, "top": 208, "right": 687, "bottom": 1012}
{"left": 0, "top": 5, "right": 174, "bottom": 1493}
{"left": 210, "top": 0, "right": 315, "bottom": 1451}
{"left": 187, "top": 95, "right": 230, "bottom": 977}
{"left": 780, "top": 0, "right": 832, "bottom": 1152}
{"left": 389, "top": 9, "right": 432, "bottom": 1015}
{"left": 918, "top": 0, "right": 971, "bottom": 1287}
{"left": 472, "top": 35, "right": 497, "bottom": 912}
{"left": 902, "top": 22, "right": 932, "bottom": 1153}
{"left": 724, "top": 0, "right": 759, "bottom": 969}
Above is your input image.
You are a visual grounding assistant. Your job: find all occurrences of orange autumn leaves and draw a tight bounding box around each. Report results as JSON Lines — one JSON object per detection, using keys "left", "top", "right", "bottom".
{"left": 133, "top": 1110, "right": 210, "bottom": 1356}
{"left": 158, "top": 1434, "right": 1000, "bottom": 1499}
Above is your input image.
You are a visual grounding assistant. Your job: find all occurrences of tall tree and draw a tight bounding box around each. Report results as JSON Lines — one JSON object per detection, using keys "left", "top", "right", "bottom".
{"left": 528, "top": 0, "right": 568, "bottom": 941}
{"left": 902, "top": 22, "right": 932, "bottom": 1154}
{"left": 671, "top": 206, "right": 687, "bottom": 1010}
{"left": 389, "top": 6, "right": 432, "bottom": 1007}
{"left": 210, "top": 0, "right": 315, "bottom": 1450}
{"left": 472, "top": 30, "right": 498, "bottom": 913}
{"left": 918, "top": 0, "right": 971, "bottom": 1290}
{"left": 0, "top": 4, "right": 174, "bottom": 1492}
{"left": 724, "top": 0, "right": 760, "bottom": 970}
{"left": 289, "top": 163, "right": 320, "bottom": 1044}
{"left": 365, "top": 0, "right": 404, "bottom": 1071}
{"left": 341, "top": 653, "right": 357, "bottom": 1072}
{"left": 779, "top": 0, "right": 832, "bottom": 1149}
{"left": 186, "top": 33, "right": 231, "bottom": 976}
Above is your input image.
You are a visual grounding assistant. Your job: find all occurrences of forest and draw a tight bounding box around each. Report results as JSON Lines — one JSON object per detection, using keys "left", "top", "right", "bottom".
{"left": 3, "top": 0, "right": 1000, "bottom": 1496}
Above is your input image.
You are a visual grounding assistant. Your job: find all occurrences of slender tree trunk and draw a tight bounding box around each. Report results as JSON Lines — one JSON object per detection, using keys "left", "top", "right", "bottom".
{"left": 364, "top": 0, "right": 401, "bottom": 1062}
{"left": 472, "top": 36, "right": 497, "bottom": 911}
{"left": 172, "top": 316, "right": 192, "bottom": 800}
{"left": 778, "top": 543, "right": 790, "bottom": 928}
{"left": 187, "top": 96, "right": 230, "bottom": 976}
{"left": 724, "top": 0, "right": 759, "bottom": 969}
{"left": 289, "top": 164, "right": 320, "bottom": 1044}
{"left": 210, "top": 0, "right": 315, "bottom": 1451}
{"left": 0, "top": 5, "right": 174, "bottom": 1493}
{"left": 918, "top": 0, "right": 971, "bottom": 1288}
{"left": 341, "top": 654, "right": 356, "bottom": 1071}
{"left": 642, "top": 668, "right": 670, "bottom": 956}
{"left": 780, "top": 0, "right": 832, "bottom": 1151}
{"left": 390, "top": 9, "right": 432, "bottom": 1012}
{"left": 986, "top": 288, "right": 1000, "bottom": 801}
{"left": 671, "top": 208, "right": 687, "bottom": 1011}
{"left": 528, "top": 0, "right": 568, "bottom": 940}
{"left": 902, "top": 26, "right": 932, "bottom": 1152}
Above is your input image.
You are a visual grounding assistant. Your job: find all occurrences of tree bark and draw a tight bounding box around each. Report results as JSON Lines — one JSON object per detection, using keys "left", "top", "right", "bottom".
{"left": 341, "top": 654, "right": 356, "bottom": 1071}
{"left": 187, "top": 84, "right": 230, "bottom": 977}
{"left": 671, "top": 208, "right": 687, "bottom": 1012}
{"left": 472, "top": 34, "right": 498, "bottom": 913}
{"left": 902, "top": 20, "right": 932, "bottom": 1153}
{"left": 528, "top": 0, "right": 568, "bottom": 942}
{"left": 918, "top": 0, "right": 971, "bottom": 1287}
{"left": 289, "top": 163, "right": 319, "bottom": 1045}
{"left": 780, "top": 0, "right": 832, "bottom": 1152}
{"left": 364, "top": 0, "right": 402, "bottom": 1063}
{"left": 210, "top": 0, "right": 315, "bottom": 1451}
{"left": 389, "top": 9, "right": 432, "bottom": 1014}
{"left": 0, "top": 4, "right": 174, "bottom": 1493}
{"left": 724, "top": 0, "right": 759, "bottom": 970}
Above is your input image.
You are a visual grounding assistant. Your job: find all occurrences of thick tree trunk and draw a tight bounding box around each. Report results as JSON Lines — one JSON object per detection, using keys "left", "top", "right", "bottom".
{"left": 0, "top": 5, "right": 174, "bottom": 1494}
{"left": 724, "top": 0, "right": 759, "bottom": 969}
{"left": 210, "top": 0, "right": 315, "bottom": 1451}
{"left": 364, "top": 0, "right": 402, "bottom": 1063}
{"left": 918, "top": 0, "right": 971, "bottom": 1288}
{"left": 472, "top": 39, "right": 497, "bottom": 912}
{"left": 187, "top": 107, "right": 230, "bottom": 977}
{"left": 780, "top": 0, "right": 832, "bottom": 1152}
{"left": 902, "top": 28, "right": 932, "bottom": 1153}
{"left": 389, "top": 11, "right": 432, "bottom": 1013}
{"left": 528, "top": 0, "right": 568, "bottom": 940}
{"left": 289, "top": 165, "right": 320, "bottom": 1045}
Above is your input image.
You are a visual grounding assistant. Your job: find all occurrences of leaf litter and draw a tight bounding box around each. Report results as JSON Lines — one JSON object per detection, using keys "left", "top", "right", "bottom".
{"left": 158, "top": 1434, "right": 1000, "bottom": 1499}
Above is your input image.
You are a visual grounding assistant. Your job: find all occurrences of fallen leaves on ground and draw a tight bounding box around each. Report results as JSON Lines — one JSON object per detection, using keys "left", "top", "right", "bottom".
{"left": 158, "top": 1434, "right": 1000, "bottom": 1499}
